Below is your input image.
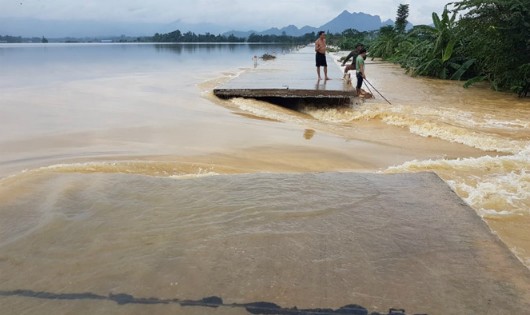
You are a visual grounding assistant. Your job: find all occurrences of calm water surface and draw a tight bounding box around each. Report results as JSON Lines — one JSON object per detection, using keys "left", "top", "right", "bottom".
{"left": 0, "top": 43, "right": 529, "bottom": 314}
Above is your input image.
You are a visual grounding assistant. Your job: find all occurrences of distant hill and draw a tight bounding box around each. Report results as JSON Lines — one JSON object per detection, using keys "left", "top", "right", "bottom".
{"left": 224, "top": 10, "right": 401, "bottom": 38}
{"left": 320, "top": 10, "right": 393, "bottom": 33}
{"left": 1, "top": 10, "right": 411, "bottom": 39}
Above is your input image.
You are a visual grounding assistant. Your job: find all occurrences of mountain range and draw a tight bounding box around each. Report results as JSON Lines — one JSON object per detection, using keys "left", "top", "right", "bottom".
{"left": 1, "top": 10, "right": 403, "bottom": 39}
{"left": 224, "top": 11, "right": 396, "bottom": 38}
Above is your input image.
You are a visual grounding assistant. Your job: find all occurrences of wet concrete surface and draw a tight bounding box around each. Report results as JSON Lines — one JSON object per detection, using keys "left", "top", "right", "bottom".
{"left": 214, "top": 46, "right": 355, "bottom": 104}
{"left": 1, "top": 172, "right": 529, "bottom": 314}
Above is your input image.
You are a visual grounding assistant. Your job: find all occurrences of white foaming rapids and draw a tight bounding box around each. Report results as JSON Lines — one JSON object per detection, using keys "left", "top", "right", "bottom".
{"left": 385, "top": 146, "right": 530, "bottom": 218}
{"left": 306, "top": 102, "right": 529, "bottom": 154}
{"left": 231, "top": 97, "right": 307, "bottom": 123}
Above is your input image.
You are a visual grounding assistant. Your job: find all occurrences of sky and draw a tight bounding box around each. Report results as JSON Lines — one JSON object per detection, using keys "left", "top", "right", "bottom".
{"left": 1, "top": 0, "right": 452, "bottom": 31}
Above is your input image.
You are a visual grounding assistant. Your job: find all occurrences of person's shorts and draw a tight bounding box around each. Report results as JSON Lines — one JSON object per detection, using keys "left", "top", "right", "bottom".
{"left": 315, "top": 52, "right": 327, "bottom": 67}
{"left": 356, "top": 72, "right": 364, "bottom": 89}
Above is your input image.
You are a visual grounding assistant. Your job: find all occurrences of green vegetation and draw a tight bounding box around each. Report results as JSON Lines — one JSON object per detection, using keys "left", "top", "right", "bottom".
{"left": 365, "top": 1, "right": 530, "bottom": 96}
{"left": 395, "top": 3, "right": 409, "bottom": 34}
{"left": 0, "top": 35, "right": 44, "bottom": 43}
{"left": 327, "top": 29, "right": 375, "bottom": 51}
{"left": 152, "top": 30, "right": 244, "bottom": 42}
{"left": 261, "top": 53, "right": 276, "bottom": 60}
{"left": 454, "top": 0, "right": 529, "bottom": 95}
{"left": 247, "top": 32, "right": 315, "bottom": 44}
{"left": 151, "top": 30, "right": 314, "bottom": 45}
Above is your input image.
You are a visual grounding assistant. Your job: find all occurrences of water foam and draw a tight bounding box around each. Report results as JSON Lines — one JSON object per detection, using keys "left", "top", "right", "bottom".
{"left": 307, "top": 102, "right": 529, "bottom": 154}
{"left": 450, "top": 169, "right": 529, "bottom": 217}
{"left": 231, "top": 97, "right": 307, "bottom": 124}
{"left": 301, "top": 106, "right": 362, "bottom": 123}
{"left": 484, "top": 118, "right": 530, "bottom": 130}
{"left": 385, "top": 148, "right": 530, "bottom": 217}
{"left": 1, "top": 161, "right": 223, "bottom": 181}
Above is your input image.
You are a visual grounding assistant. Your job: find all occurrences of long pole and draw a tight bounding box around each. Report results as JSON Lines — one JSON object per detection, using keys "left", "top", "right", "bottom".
{"left": 363, "top": 81, "right": 374, "bottom": 97}
{"left": 365, "top": 79, "right": 392, "bottom": 105}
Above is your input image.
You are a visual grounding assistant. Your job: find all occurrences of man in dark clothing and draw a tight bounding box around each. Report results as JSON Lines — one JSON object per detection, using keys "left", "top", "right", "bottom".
{"left": 315, "top": 31, "right": 330, "bottom": 80}
{"left": 341, "top": 43, "right": 364, "bottom": 80}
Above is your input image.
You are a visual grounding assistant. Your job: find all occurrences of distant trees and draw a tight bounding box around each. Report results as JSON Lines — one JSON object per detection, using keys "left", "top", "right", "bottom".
{"left": 330, "top": 28, "right": 374, "bottom": 50}
{"left": 0, "top": 35, "right": 23, "bottom": 43}
{"left": 247, "top": 32, "right": 315, "bottom": 44}
{"left": 0, "top": 35, "right": 47, "bottom": 43}
{"left": 152, "top": 30, "right": 245, "bottom": 42}
{"left": 151, "top": 30, "right": 315, "bottom": 44}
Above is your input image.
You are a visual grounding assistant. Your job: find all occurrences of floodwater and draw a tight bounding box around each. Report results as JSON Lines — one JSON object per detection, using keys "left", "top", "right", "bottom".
{"left": 0, "top": 43, "right": 529, "bottom": 314}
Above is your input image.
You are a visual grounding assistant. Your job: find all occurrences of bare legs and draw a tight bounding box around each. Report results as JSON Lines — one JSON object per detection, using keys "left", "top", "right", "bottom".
{"left": 316, "top": 67, "right": 331, "bottom": 80}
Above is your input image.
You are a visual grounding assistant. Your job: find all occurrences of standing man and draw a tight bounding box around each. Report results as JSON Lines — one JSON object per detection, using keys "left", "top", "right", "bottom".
{"left": 315, "top": 31, "right": 330, "bottom": 81}
{"left": 355, "top": 48, "right": 367, "bottom": 96}
{"left": 341, "top": 43, "right": 364, "bottom": 79}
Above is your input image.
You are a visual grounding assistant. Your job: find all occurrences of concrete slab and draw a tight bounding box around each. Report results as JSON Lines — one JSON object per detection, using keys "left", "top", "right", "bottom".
{"left": 214, "top": 46, "right": 355, "bottom": 105}
{"left": 0, "top": 172, "right": 529, "bottom": 314}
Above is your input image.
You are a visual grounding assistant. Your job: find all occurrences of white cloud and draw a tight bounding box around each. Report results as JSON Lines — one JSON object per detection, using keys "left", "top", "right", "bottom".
{"left": 2, "top": 0, "right": 450, "bottom": 29}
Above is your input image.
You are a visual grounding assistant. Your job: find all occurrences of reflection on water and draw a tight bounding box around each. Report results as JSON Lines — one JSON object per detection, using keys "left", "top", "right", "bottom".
{"left": 153, "top": 43, "right": 296, "bottom": 55}
{"left": 303, "top": 129, "right": 315, "bottom": 140}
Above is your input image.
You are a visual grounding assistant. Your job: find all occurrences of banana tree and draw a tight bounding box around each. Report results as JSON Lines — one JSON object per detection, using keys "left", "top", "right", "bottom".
{"left": 405, "top": 5, "right": 476, "bottom": 80}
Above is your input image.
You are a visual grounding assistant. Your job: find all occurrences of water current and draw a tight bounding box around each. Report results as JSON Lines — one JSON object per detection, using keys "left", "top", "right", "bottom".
{"left": 0, "top": 43, "right": 529, "bottom": 314}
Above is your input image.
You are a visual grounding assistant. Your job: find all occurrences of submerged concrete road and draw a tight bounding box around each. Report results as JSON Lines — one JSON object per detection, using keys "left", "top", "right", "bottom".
{"left": 214, "top": 46, "right": 356, "bottom": 104}
{"left": 0, "top": 172, "right": 529, "bottom": 314}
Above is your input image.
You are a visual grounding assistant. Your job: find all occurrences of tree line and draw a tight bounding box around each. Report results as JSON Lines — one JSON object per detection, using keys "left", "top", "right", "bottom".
{"left": 152, "top": 30, "right": 243, "bottom": 42}
{"left": 0, "top": 35, "right": 47, "bottom": 43}
{"left": 151, "top": 30, "right": 314, "bottom": 45}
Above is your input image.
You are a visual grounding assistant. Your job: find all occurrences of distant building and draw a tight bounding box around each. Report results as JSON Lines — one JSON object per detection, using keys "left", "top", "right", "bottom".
{"left": 101, "top": 39, "right": 113, "bottom": 43}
